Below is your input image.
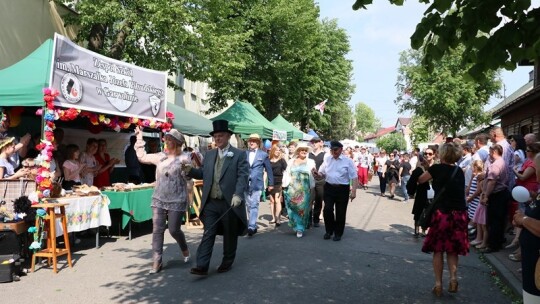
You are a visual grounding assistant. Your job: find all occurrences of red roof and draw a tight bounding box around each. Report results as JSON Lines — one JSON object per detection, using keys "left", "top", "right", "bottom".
{"left": 364, "top": 126, "right": 396, "bottom": 140}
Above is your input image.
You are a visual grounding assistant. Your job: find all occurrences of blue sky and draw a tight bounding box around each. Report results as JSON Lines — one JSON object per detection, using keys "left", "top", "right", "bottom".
{"left": 317, "top": 1, "right": 533, "bottom": 127}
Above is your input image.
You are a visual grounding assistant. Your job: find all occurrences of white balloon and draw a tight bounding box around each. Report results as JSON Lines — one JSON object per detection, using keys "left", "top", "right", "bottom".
{"left": 512, "top": 186, "right": 530, "bottom": 203}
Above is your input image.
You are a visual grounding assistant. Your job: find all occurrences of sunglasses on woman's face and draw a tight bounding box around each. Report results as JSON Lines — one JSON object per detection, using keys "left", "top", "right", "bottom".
{"left": 424, "top": 152, "right": 433, "bottom": 156}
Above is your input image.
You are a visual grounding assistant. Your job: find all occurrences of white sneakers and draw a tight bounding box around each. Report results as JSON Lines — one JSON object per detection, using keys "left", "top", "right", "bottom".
{"left": 296, "top": 231, "right": 303, "bottom": 238}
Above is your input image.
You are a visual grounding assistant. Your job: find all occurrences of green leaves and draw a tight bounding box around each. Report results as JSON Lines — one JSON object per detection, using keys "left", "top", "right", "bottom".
{"left": 395, "top": 45, "right": 500, "bottom": 136}
{"left": 355, "top": 103, "right": 381, "bottom": 139}
{"left": 352, "top": 0, "right": 373, "bottom": 10}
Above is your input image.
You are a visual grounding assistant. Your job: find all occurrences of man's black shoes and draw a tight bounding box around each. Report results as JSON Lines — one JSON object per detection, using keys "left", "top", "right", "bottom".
{"left": 333, "top": 235, "right": 342, "bottom": 241}
{"left": 217, "top": 264, "right": 233, "bottom": 273}
{"left": 247, "top": 228, "right": 257, "bottom": 236}
{"left": 190, "top": 267, "right": 208, "bottom": 275}
{"left": 323, "top": 233, "right": 332, "bottom": 240}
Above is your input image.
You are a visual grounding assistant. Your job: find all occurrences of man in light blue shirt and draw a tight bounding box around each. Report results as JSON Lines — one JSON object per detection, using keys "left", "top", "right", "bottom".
{"left": 315, "top": 141, "right": 358, "bottom": 241}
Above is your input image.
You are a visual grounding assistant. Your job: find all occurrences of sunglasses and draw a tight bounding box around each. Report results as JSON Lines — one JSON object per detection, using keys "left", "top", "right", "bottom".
{"left": 424, "top": 152, "right": 434, "bottom": 156}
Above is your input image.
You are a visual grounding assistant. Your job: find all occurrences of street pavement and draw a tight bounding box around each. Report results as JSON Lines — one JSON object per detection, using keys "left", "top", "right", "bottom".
{"left": 3, "top": 180, "right": 517, "bottom": 303}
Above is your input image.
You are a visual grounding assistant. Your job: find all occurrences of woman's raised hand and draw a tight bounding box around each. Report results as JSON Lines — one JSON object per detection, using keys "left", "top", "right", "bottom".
{"left": 134, "top": 126, "right": 143, "bottom": 140}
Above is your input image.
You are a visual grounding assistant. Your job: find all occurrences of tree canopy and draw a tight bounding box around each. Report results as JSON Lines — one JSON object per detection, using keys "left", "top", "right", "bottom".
{"left": 352, "top": 0, "right": 540, "bottom": 78}
{"left": 354, "top": 102, "right": 381, "bottom": 139}
{"left": 63, "top": 0, "right": 355, "bottom": 136}
{"left": 395, "top": 45, "right": 501, "bottom": 136}
{"left": 376, "top": 133, "right": 407, "bottom": 152}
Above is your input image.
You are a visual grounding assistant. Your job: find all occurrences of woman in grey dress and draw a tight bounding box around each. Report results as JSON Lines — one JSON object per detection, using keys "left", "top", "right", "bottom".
{"left": 135, "top": 126, "right": 191, "bottom": 274}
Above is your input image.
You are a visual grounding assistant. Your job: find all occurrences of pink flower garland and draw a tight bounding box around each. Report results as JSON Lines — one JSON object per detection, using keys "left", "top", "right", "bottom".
{"left": 36, "top": 87, "right": 174, "bottom": 199}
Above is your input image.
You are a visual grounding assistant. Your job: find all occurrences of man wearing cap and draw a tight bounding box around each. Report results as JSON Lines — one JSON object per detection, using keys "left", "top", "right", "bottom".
{"left": 314, "top": 141, "right": 358, "bottom": 241}
{"left": 185, "top": 120, "right": 249, "bottom": 275}
{"left": 245, "top": 133, "right": 274, "bottom": 236}
{"left": 309, "top": 136, "right": 326, "bottom": 227}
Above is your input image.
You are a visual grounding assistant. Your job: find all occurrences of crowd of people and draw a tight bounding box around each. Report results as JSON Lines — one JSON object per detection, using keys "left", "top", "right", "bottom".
{"left": 3, "top": 111, "right": 539, "bottom": 301}
{"left": 124, "top": 119, "right": 539, "bottom": 304}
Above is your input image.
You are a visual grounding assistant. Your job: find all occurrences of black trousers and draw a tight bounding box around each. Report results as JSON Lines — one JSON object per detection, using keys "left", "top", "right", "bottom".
{"left": 196, "top": 199, "right": 239, "bottom": 270}
{"left": 311, "top": 179, "right": 325, "bottom": 224}
{"left": 323, "top": 183, "right": 350, "bottom": 237}
{"left": 377, "top": 172, "right": 386, "bottom": 194}
{"left": 486, "top": 189, "right": 510, "bottom": 250}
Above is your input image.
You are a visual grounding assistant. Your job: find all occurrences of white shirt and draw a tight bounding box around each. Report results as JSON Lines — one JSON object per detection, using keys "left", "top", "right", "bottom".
{"left": 376, "top": 156, "right": 388, "bottom": 173}
{"left": 319, "top": 154, "right": 357, "bottom": 185}
{"left": 358, "top": 152, "right": 372, "bottom": 168}
{"left": 218, "top": 144, "right": 231, "bottom": 159}
{"left": 409, "top": 155, "right": 418, "bottom": 169}
{"left": 248, "top": 148, "right": 258, "bottom": 166}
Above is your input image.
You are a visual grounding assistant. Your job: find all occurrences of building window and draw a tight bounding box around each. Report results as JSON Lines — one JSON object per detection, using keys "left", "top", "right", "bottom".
{"left": 521, "top": 124, "right": 533, "bottom": 135}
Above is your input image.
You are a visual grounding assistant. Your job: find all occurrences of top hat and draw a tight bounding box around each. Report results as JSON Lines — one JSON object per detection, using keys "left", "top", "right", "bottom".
{"left": 210, "top": 119, "right": 233, "bottom": 136}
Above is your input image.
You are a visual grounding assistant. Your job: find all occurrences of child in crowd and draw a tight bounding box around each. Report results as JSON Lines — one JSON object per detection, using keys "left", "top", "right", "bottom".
{"left": 468, "top": 160, "right": 485, "bottom": 247}
{"left": 62, "top": 144, "right": 85, "bottom": 190}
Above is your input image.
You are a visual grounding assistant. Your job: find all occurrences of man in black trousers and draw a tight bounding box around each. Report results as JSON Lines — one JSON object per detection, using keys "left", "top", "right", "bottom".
{"left": 309, "top": 137, "right": 326, "bottom": 227}
{"left": 314, "top": 141, "right": 358, "bottom": 241}
{"left": 185, "top": 120, "right": 249, "bottom": 275}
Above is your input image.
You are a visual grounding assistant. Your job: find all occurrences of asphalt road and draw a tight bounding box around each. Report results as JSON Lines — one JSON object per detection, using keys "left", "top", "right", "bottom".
{"left": 2, "top": 181, "right": 513, "bottom": 304}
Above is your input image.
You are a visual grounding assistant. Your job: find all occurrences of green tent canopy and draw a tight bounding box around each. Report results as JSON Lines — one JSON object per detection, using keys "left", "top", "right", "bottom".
{"left": 211, "top": 101, "right": 284, "bottom": 139}
{"left": 0, "top": 39, "right": 54, "bottom": 107}
{"left": 270, "top": 114, "right": 304, "bottom": 141}
{"left": 167, "top": 103, "right": 213, "bottom": 137}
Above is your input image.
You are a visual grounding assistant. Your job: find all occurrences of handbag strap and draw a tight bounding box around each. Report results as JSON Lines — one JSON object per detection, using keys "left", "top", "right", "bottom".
{"left": 430, "top": 165, "right": 460, "bottom": 208}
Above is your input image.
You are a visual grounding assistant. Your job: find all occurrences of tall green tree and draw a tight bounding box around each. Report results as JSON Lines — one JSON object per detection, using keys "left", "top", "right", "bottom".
{"left": 395, "top": 45, "right": 501, "bottom": 136}
{"left": 63, "top": 0, "right": 354, "bottom": 132}
{"left": 408, "top": 115, "right": 431, "bottom": 147}
{"left": 317, "top": 102, "right": 355, "bottom": 140}
{"left": 354, "top": 102, "right": 381, "bottom": 139}
{"left": 376, "top": 133, "right": 407, "bottom": 152}
{"left": 64, "top": 0, "right": 250, "bottom": 85}
{"left": 352, "top": 0, "right": 540, "bottom": 78}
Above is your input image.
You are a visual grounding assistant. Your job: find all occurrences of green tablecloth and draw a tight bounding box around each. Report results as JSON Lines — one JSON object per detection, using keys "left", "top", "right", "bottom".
{"left": 103, "top": 189, "right": 154, "bottom": 229}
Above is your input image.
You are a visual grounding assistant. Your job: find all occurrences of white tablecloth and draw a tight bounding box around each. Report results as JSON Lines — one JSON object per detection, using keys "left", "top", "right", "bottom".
{"left": 53, "top": 195, "right": 111, "bottom": 236}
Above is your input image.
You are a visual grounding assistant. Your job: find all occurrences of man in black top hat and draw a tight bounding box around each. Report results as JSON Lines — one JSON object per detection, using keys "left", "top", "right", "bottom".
{"left": 314, "top": 140, "right": 358, "bottom": 241}
{"left": 186, "top": 119, "right": 249, "bottom": 275}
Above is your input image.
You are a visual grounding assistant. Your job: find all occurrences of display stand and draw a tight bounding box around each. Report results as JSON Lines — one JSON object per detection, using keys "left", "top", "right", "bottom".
{"left": 30, "top": 202, "right": 72, "bottom": 273}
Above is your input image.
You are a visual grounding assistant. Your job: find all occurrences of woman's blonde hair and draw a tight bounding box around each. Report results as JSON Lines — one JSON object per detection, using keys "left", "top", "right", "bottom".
{"left": 269, "top": 144, "right": 282, "bottom": 159}
{"left": 438, "top": 142, "right": 462, "bottom": 164}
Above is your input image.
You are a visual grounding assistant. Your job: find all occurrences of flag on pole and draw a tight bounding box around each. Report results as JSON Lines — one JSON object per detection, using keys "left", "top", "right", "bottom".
{"left": 314, "top": 99, "right": 327, "bottom": 114}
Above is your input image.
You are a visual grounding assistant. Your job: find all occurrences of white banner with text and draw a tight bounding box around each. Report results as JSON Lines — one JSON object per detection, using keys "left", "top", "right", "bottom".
{"left": 49, "top": 33, "right": 167, "bottom": 121}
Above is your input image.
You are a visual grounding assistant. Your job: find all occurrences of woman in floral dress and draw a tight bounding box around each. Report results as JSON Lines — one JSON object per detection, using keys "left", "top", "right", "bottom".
{"left": 284, "top": 143, "right": 315, "bottom": 238}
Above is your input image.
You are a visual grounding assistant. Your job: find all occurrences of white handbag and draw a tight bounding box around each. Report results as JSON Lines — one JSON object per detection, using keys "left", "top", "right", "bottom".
{"left": 282, "top": 171, "right": 291, "bottom": 188}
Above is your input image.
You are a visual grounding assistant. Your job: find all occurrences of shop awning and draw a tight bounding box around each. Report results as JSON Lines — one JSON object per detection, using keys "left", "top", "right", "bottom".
{"left": 0, "top": 39, "right": 54, "bottom": 107}
{"left": 211, "top": 101, "right": 284, "bottom": 139}
{"left": 270, "top": 114, "right": 304, "bottom": 141}
{"left": 167, "top": 103, "right": 213, "bottom": 137}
